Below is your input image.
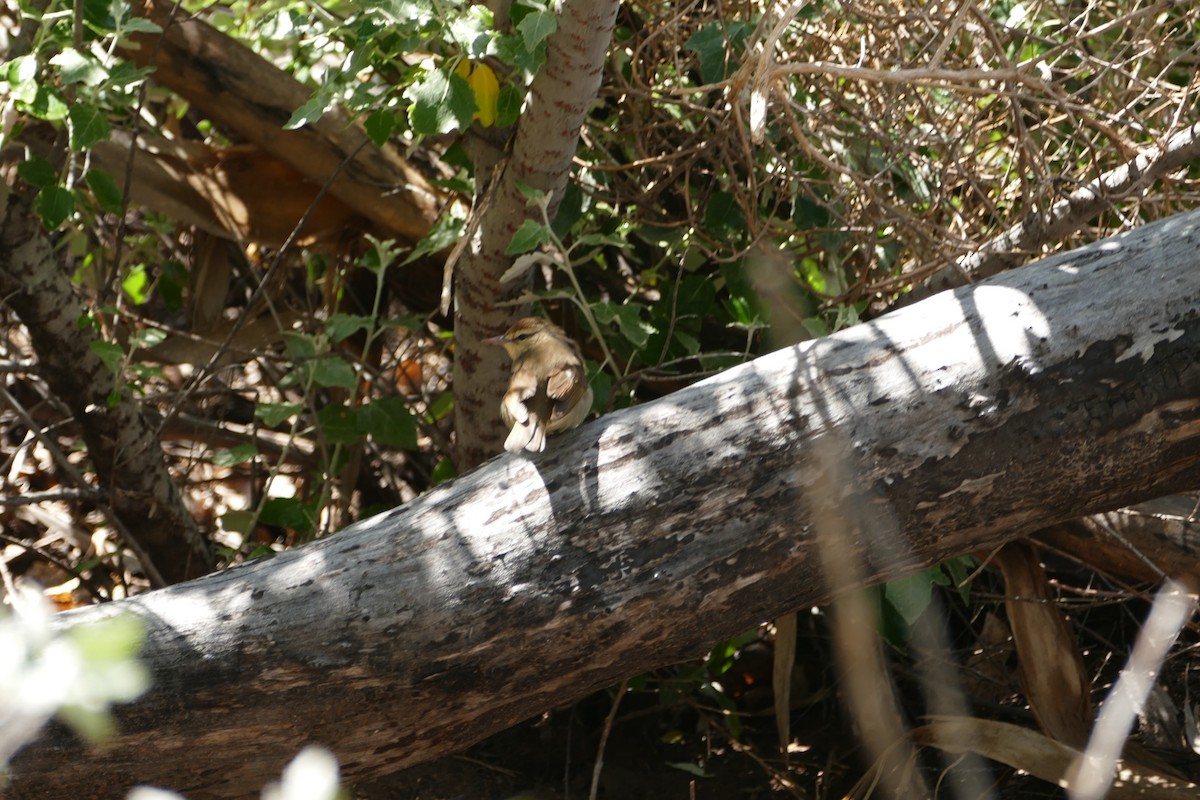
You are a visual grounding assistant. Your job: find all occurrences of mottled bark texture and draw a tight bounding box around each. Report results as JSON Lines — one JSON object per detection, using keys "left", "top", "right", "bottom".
{"left": 0, "top": 182, "right": 212, "bottom": 584}
{"left": 10, "top": 210, "right": 1200, "bottom": 799}
{"left": 452, "top": 0, "right": 621, "bottom": 467}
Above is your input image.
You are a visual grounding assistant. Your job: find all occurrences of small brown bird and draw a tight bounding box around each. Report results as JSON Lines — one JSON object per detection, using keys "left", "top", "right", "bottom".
{"left": 484, "top": 317, "right": 593, "bottom": 453}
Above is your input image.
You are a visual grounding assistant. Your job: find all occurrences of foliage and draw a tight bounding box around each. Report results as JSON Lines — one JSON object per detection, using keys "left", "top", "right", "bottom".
{"left": 2, "top": 0, "right": 1200, "bottom": 794}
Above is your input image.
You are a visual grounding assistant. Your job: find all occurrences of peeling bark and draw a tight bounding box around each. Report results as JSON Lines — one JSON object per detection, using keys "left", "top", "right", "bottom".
{"left": 0, "top": 182, "right": 212, "bottom": 584}
{"left": 9, "top": 209, "right": 1200, "bottom": 798}
{"left": 452, "top": 0, "right": 621, "bottom": 467}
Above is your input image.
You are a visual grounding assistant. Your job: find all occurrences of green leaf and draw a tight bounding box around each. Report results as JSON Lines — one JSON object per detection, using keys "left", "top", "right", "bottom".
{"left": 505, "top": 218, "right": 551, "bottom": 255}
{"left": 799, "top": 257, "right": 826, "bottom": 293}
{"left": 517, "top": 9, "right": 556, "bottom": 51}
{"left": 586, "top": 361, "right": 611, "bottom": 415}
{"left": 107, "top": 60, "right": 153, "bottom": 89}
{"left": 941, "top": 556, "right": 976, "bottom": 605}
{"left": 284, "top": 333, "right": 318, "bottom": 359}
{"left": 674, "top": 330, "right": 700, "bottom": 353}
{"left": 59, "top": 612, "right": 148, "bottom": 743}
{"left": 256, "top": 401, "right": 303, "bottom": 427}
{"left": 68, "top": 103, "right": 112, "bottom": 150}
{"left": 120, "top": 17, "right": 163, "bottom": 34}
{"left": 495, "top": 84, "right": 523, "bottom": 127}
{"left": 792, "top": 196, "right": 831, "bottom": 229}
{"left": 450, "top": 4, "right": 494, "bottom": 55}
{"left": 69, "top": 611, "right": 146, "bottom": 665}
{"left": 212, "top": 442, "right": 258, "bottom": 467}
{"left": 317, "top": 403, "right": 360, "bottom": 445}
{"left": 406, "top": 70, "right": 476, "bottom": 135}
{"left": 6, "top": 55, "right": 38, "bottom": 104}
{"left": 494, "top": 31, "right": 546, "bottom": 76}
{"left": 801, "top": 318, "right": 829, "bottom": 339}
{"left": 18, "top": 156, "right": 57, "bottom": 188}
{"left": 6, "top": 53, "right": 37, "bottom": 85}
{"left": 515, "top": 179, "right": 548, "bottom": 205}
{"left": 364, "top": 109, "right": 395, "bottom": 146}
{"left": 593, "top": 302, "right": 654, "bottom": 349}
{"left": 285, "top": 84, "right": 339, "bottom": 130}
{"left": 310, "top": 357, "right": 358, "bottom": 389}
{"left": 128, "top": 326, "right": 167, "bottom": 350}
{"left": 220, "top": 510, "right": 256, "bottom": 535}
{"left": 426, "top": 391, "right": 454, "bottom": 422}
{"left": 122, "top": 264, "right": 151, "bottom": 304}
{"left": 684, "top": 25, "right": 726, "bottom": 85}
{"left": 431, "top": 458, "right": 457, "bottom": 484}
{"left": 128, "top": 363, "right": 164, "bottom": 381}
{"left": 401, "top": 213, "right": 464, "bottom": 265}
{"left": 674, "top": 275, "right": 716, "bottom": 317}
{"left": 85, "top": 169, "right": 124, "bottom": 214}
{"left": 666, "top": 762, "right": 712, "bottom": 779}
{"left": 551, "top": 181, "right": 585, "bottom": 238}
{"left": 259, "top": 497, "right": 314, "bottom": 533}
{"left": 25, "top": 86, "right": 69, "bottom": 121}
{"left": 575, "top": 232, "right": 627, "bottom": 249}
{"left": 883, "top": 570, "right": 937, "bottom": 627}
{"left": 703, "top": 190, "right": 745, "bottom": 235}
{"left": 35, "top": 185, "right": 75, "bottom": 229}
{"left": 50, "top": 47, "right": 108, "bottom": 86}
{"left": 685, "top": 22, "right": 754, "bottom": 84}
{"left": 89, "top": 340, "right": 124, "bottom": 373}
{"left": 326, "top": 313, "right": 374, "bottom": 343}
{"left": 357, "top": 396, "right": 417, "bottom": 449}
{"left": 359, "top": 235, "right": 402, "bottom": 274}
{"left": 370, "top": 0, "right": 435, "bottom": 26}
{"left": 158, "top": 260, "right": 188, "bottom": 312}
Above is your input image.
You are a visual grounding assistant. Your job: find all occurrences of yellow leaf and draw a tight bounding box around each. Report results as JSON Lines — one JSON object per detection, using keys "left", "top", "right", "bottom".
{"left": 469, "top": 63, "right": 500, "bottom": 127}
{"left": 453, "top": 59, "right": 471, "bottom": 80}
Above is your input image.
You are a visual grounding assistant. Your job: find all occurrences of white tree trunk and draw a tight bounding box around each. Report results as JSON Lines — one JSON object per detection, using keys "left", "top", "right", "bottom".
{"left": 10, "top": 210, "right": 1200, "bottom": 799}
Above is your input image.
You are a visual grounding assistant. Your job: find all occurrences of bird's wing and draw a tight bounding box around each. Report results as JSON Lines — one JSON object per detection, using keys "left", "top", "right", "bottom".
{"left": 545, "top": 361, "right": 585, "bottom": 401}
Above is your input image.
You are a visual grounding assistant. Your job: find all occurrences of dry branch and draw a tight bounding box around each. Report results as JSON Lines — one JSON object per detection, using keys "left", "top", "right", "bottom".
{"left": 1037, "top": 496, "right": 1200, "bottom": 587}
{"left": 9, "top": 209, "right": 1200, "bottom": 798}
{"left": 90, "top": 130, "right": 371, "bottom": 249}
{"left": 911, "top": 121, "right": 1200, "bottom": 301}
{"left": 120, "top": 0, "right": 441, "bottom": 244}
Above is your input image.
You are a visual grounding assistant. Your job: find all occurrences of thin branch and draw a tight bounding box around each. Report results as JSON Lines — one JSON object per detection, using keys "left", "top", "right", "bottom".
{"left": 0, "top": 488, "right": 105, "bottom": 507}
{"left": 909, "top": 120, "right": 1200, "bottom": 301}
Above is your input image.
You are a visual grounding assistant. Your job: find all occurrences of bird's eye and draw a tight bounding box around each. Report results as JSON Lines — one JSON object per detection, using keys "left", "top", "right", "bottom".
{"left": 515, "top": 333, "right": 531, "bottom": 341}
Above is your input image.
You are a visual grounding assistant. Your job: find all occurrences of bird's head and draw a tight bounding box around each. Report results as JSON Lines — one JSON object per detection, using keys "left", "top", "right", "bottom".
{"left": 483, "top": 317, "right": 564, "bottom": 359}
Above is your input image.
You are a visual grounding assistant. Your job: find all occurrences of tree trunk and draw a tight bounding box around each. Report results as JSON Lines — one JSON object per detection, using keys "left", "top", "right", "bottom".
{"left": 0, "top": 181, "right": 212, "bottom": 585}
{"left": 452, "top": 0, "right": 621, "bottom": 467}
{"left": 9, "top": 209, "right": 1200, "bottom": 798}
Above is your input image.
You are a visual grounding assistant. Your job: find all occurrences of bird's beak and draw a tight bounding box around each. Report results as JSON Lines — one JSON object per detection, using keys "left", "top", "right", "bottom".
{"left": 482, "top": 334, "right": 506, "bottom": 346}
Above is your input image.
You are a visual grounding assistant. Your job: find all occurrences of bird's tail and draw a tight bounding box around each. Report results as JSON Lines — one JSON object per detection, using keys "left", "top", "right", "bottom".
{"left": 504, "top": 418, "right": 546, "bottom": 453}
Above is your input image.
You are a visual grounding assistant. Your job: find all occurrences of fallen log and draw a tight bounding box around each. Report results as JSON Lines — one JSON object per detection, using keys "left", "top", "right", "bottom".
{"left": 9, "top": 210, "right": 1200, "bottom": 799}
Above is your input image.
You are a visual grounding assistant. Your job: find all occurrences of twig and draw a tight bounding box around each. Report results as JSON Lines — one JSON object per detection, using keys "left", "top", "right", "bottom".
{"left": 157, "top": 138, "right": 370, "bottom": 437}
{"left": 588, "top": 678, "right": 628, "bottom": 800}
{"left": 0, "top": 488, "right": 105, "bottom": 507}
{"left": 910, "top": 119, "right": 1200, "bottom": 300}
{"left": 0, "top": 384, "right": 167, "bottom": 588}
{"left": 0, "top": 532, "right": 109, "bottom": 601}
